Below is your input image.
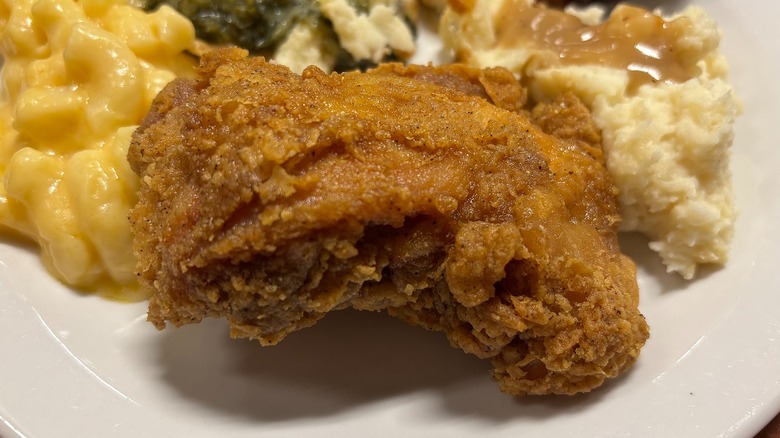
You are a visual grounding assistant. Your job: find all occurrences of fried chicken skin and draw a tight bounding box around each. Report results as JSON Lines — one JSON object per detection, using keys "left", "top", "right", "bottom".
{"left": 129, "top": 48, "right": 648, "bottom": 395}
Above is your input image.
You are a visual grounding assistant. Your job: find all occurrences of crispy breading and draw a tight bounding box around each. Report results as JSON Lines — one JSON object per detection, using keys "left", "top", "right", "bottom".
{"left": 129, "top": 48, "right": 648, "bottom": 395}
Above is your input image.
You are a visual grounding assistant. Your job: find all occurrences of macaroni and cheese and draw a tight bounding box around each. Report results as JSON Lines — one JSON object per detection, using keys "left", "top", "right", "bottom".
{"left": 0, "top": 0, "right": 197, "bottom": 299}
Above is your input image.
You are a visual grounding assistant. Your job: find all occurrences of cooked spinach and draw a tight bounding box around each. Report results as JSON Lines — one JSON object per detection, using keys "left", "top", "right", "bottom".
{"left": 140, "top": 0, "right": 323, "bottom": 51}
{"left": 139, "top": 0, "right": 411, "bottom": 71}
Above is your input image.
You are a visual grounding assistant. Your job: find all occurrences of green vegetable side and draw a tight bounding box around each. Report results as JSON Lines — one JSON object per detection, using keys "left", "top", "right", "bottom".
{"left": 138, "top": 0, "right": 413, "bottom": 72}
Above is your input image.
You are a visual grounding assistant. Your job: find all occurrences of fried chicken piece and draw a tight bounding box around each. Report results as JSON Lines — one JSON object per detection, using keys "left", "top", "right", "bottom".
{"left": 129, "top": 48, "right": 648, "bottom": 395}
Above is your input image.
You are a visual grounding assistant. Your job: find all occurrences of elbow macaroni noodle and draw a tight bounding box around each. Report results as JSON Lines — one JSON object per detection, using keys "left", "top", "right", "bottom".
{"left": 0, "top": 0, "right": 197, "bottom": 299}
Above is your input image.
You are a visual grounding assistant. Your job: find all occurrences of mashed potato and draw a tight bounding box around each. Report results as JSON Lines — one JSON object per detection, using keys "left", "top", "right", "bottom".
{"left": 440, "top": 0, "right": 739, "bottom": 279}
{"left": 0, "top": 0, "right": 197, "bottom": 299}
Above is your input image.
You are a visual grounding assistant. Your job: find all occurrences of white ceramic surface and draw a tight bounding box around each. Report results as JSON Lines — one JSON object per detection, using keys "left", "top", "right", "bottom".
{"left": 2, "top": 0, "right": 779, "bottom": 437}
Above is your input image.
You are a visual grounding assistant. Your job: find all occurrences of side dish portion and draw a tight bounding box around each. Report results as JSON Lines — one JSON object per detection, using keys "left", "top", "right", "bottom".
{"left": 129, "top": 48, "right": 648, "bottom": 395}
{"left": 0, "top": 0, "right": 197, "bottom": 298}
{"left": 441, "top": 0, "right": 739, "bottom": 278}
{"left": 138, "top": 0, "right": 417, "bottom": 73}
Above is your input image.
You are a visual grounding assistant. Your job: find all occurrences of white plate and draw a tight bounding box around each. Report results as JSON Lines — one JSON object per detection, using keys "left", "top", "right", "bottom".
{"left": 2, "top": 1, "right": 779, "bottom": 437}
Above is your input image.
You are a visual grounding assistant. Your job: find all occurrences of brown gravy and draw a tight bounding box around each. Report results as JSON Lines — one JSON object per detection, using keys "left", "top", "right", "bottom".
{"left": 493, "top": 0, "right": 698, "bottom": 89}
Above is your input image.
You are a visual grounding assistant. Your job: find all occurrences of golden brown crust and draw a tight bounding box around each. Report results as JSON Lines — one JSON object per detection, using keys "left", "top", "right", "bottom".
{"left": 129, "top": 48, "right": 648, "bottom": 395}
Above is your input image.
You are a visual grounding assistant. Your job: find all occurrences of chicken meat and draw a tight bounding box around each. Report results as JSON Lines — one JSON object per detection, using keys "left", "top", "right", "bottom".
{"left": 129, "top": 48, "right": 648, "bottom": 395}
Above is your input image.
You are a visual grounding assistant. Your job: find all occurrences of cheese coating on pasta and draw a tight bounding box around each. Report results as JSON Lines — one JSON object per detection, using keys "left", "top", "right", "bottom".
{"left": 0, "top": 0, "right": 197, "bottom": 299}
